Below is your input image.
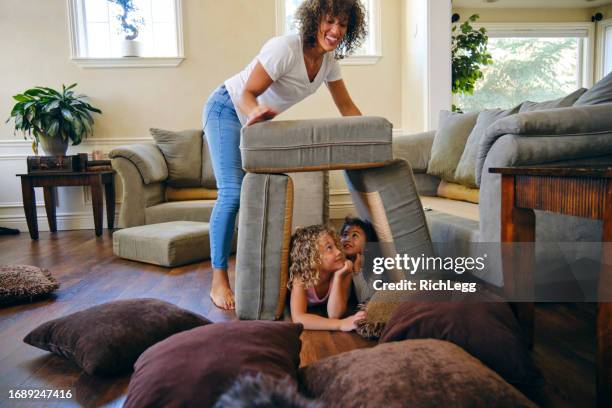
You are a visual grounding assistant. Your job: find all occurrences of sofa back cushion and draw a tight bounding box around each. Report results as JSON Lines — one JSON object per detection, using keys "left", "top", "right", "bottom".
{"left": 454, "top": 107, "right": 519, "bottom": 187}
{"left": 519, "top": 88, "right": 586, "bottom": 112}
{"left": 574, "top": 71, "right": 612, "bottom": 106}
{"left": 151, "top": 128, "right": 203, "bottom": 187}
{"left": 427, "top": 111, "right": 478, "bottom": 183}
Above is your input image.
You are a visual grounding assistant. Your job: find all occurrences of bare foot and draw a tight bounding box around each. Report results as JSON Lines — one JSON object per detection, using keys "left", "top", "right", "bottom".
{"left": 210, "top": 268, "right": 235, "bottom": 310}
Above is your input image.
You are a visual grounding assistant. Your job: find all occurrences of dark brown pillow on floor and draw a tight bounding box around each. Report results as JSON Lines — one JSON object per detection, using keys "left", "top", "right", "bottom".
{"left": 0, "top": 265, "right": 59, "bottom": 305}
{"left": 379, "top": 298, "right": 543, "bottom": 392}
{"left": 124, "top": 321, "right": 303, "bottom": 408}
{"left": 23, "top": 298, "right": 210, "bottom": 376}
{"left": 301, "top": 339, "right": 537, "bottom": 408}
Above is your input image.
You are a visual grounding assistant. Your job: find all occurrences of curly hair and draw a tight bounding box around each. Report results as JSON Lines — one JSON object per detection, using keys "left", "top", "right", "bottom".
{"left": 289, "top": 224, "right": 341, "bottom": 289}
{"left": 295, "top": 0, "right": 368, "bottom": 60}
{"left": 341, "top": 216, "right": 378, "bottom": 242}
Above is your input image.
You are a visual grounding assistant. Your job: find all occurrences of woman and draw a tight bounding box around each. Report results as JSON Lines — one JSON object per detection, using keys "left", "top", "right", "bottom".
{"left": 203, "top": 0, "right": 367, "bottom": 310}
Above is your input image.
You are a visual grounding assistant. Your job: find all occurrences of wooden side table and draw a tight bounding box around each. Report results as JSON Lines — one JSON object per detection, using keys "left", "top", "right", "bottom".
{"left": 490, "top": 166, "right": 612, "bottom": 406}
{"left": 17, "top": 171, "right": 115, "bottom": 240}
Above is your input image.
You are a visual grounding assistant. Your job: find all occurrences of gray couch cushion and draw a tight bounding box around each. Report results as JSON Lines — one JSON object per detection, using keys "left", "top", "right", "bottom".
{"left": 454, "top": 107, "right": 520, "bottom": 188}
{"left": 519, "top": 88, "right": 587, "bottom": 112}
{"left": 393, "top": 130, "right": 436, "bottom": 172}
{"left": 574, "top": 71, "right": 612, "bottom": 106}
{"left": 150, "top": 128, "right": 203, "bottom": 187}
{"left": 235, "top": 173, "right": 293, "bottom": 320}
{"left": 240, "top": 117, "right": 393, "bottom": 173}
{"left": 109, "top": 144, "right": 168, "bottom": 184}
{"left": 113, "top": 221, "right": 211, "bottom": 267}
{"left": 145, "top": 200, "right": 215, "bottom": 225}
{"left": 427, "top": 111, "right": 479, "bottom": 183}
{"left": 345, "top": 160, "right": 435, "bottom": 285}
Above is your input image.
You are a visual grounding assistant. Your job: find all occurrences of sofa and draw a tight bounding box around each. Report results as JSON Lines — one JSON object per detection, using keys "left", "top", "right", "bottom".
{"left": 392, "top": 75, "right": 612, "bottom": 286}
{"left": 108, "top": 129, "right": 329, "bottom": 231}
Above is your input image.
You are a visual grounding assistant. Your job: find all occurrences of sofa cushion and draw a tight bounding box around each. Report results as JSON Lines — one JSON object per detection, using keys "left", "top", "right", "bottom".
{"left": 165, "top": 186, "right": 218, "bottom": 201}
{"left": 421, "top": 196, "right": 479, "bottom": 222}
{"left": 436, "top": 180, "right": 479, "bottom": 204}
{"left": 454, "top": 107, "right": 519, "bottom": 188}
{"left": 23, "top": 299, "right": 211, "bottom": 376}
{"left": 109, "top": 143, "right": 168, "bottom": 184}
{"left": 124, "top": 321, "right": 303, "bottom": 408}
{"left": 113, "top": 221, "right": 211, "bottom": 267}
{"left": 150, "top": 128, "right": 203, "bottom": 187}
{"left": 301, "top": 339, "right": 537, "bottom": 408}
{"left": 235, "top": 173, "right": 293, "bottom": 320}
{"left": 427, "top": 110, "right": 479, "bottom": 183}
{"left": 240, "top": 116, "right": 393, "bottom": 173}
{"left": 574, "top": 71, "right": 612, "bottom": 106}
{"left": 145, "top": 200, "right": 215, "bottom": 225}
{"left": 520, "top": 88, "right": 587, "bottom": 112}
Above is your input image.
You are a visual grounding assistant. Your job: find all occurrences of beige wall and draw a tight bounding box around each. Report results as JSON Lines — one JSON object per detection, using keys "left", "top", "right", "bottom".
{"left": 0, "top": 0, "right": 402, "bottom": 142}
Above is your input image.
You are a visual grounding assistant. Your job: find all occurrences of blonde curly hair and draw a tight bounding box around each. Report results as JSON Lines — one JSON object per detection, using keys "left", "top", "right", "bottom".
{"left": 289, "top": 225, "right": 342, "bottom": 289}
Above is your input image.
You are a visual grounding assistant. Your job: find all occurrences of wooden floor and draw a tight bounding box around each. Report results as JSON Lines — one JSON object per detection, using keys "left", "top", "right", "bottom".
{"left": 0, "top": 230, "right": 596, "bottom": 408}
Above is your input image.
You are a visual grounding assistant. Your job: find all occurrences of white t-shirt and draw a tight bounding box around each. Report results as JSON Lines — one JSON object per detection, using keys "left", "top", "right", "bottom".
{"left": 224, "top": 34, "right": 342, "bottom": 125}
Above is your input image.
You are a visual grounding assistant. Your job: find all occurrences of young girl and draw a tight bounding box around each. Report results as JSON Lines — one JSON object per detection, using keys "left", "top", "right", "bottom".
{"left": 340, "top": 216, "right": 380, "bottom": 302}
{"left": 289, "top": 225, "right": 365, "bottom": 331}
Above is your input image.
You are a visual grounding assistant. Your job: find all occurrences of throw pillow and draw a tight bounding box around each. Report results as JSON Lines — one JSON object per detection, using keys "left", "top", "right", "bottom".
{"left": 165, "top": 186, "right": 218, "bottom": 201}
{"left": 150, "top": 128, "right": 203, "bottom": 187}
{"left": 380, "top": 299, "right": 543, "bottom": 392}
{"left": 454, "top": 107, "right": 520, "bottom": 187}
{"left": 427, "top": 111, "right": 479, "bottom": 183}
{"left": 574, "top": 71, "right": 612, "bottom": 106}
{"left": 124, "top": 321, "right": 303, "bottom": 408}
{"left": 23, "top": 299, "right": 210, "bottom": 376}
{"left": 520, "top": 88, "right": 587, "bottom": 112}
{"left": 0, "top": 265, "right": 59, "bottom": 305}
{"left": 436, "top": 180, "right": 479, "bottom": 204}
{"left": 301, "top": 339, "right": 537, "bottom": 408}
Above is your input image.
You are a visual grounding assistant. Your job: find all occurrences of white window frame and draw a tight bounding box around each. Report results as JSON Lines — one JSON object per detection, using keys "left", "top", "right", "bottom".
{"left": 275, "top": 0, "right": 381, "bottom": 65}
{"left": 66, "top": 0, "right": 185, "bottom": 68}
{"left": 596, "top": 18, "right": 612, "bottom": 81}
{"left": 472, "top": 22, "right": 596, "bottom": 88}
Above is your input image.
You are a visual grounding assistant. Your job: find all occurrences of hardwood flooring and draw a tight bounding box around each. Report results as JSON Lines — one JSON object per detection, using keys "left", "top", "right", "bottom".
{"left": 0, "top": 231, "right": 596, "bottom": 407}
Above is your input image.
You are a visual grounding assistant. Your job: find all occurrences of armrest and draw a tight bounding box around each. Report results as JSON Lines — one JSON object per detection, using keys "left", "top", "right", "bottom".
{"left": 476, "top": 104, "right": 612, "bottom": 185}
{"left": 109, "top": 143, "right": 168, "bottom": 184}
{"left": 392, "top": 130, "right": 436, "bottom": 173}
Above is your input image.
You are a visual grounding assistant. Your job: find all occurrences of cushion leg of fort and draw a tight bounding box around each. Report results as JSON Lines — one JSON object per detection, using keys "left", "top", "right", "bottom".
{"left": 345, "top": 159, "right": 436, "bottom": 295}
{"left": 235, "top": 173, "right": 294, "bottom": 320}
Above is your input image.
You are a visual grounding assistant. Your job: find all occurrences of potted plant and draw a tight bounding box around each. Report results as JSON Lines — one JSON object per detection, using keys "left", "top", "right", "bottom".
{"left": 6, "top": 84, "right": 102, "bottom": 156}
{"left": 108, "top": 0, "right": 145, "bottom": 57}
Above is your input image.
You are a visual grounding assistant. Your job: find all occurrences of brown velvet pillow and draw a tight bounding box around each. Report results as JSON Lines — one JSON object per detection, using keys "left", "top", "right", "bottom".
{"left": 301, "top": 339, "right": 537, "bottom": 408}
{"left": 380, "top": 299, "right": 543, "bottom": 392}
{"left": 124, "top": 321, "right": 303, "bottom": 408}
{"left": 0, "top": 265, "right": 59, "bottom": 305}
{"left": 23, "top": 299, "right": 210, "bottom": 376}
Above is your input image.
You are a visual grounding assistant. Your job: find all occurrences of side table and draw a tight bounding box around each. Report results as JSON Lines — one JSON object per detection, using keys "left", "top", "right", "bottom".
{"left": 17, "top": 171, "right": 116, "bottom": 240}
{"left": 490, "top": 165, "right": 612, "bottom": 406}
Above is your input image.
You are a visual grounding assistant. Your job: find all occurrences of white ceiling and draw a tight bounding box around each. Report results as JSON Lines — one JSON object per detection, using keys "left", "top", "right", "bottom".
{"left": 453, "top": 0, "right": 612, "bottom": 8}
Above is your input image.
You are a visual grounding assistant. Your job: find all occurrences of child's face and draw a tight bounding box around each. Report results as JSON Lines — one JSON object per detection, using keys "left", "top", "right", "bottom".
{"left": 341, "top": 225, "right": 366, "bottom": 257}
{"left": 317, "top": 232, "right": 345, "bottom": 273}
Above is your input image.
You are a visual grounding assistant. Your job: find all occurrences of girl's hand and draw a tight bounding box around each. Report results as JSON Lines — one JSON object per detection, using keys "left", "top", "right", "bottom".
{"left": 246, "top": 105, "right": 278, "bottom": 126}
{"left": 335, "top": 259, "right": 353, "bottom": 278}
{"left": 339, "top": 311, "right": 367, "bottom": 332}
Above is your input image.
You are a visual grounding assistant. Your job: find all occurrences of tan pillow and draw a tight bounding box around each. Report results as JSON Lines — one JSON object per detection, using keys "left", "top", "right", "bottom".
{"left": 165, "top": 186, "right": 218, "bottom": 201}
{"left": 437, "top": 180, "right": 479, "bottom": 204}
{"left": 150, "top": 128, "right": 202, "bottom": 187}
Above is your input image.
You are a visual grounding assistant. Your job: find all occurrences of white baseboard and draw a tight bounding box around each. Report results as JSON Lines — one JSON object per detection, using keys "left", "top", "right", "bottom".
{"left": 0, "top": 211, "right": 120, "bottom": 232}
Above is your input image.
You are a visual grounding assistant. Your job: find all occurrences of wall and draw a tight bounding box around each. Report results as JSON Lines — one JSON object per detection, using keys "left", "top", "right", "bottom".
{"left": 0, "top": 0, "right": 403, "bottom": 229}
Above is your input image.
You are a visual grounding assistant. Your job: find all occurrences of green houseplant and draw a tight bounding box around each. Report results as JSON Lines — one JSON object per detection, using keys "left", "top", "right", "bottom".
{"left": 6, "top": 84, "right": 102, "bottom": 156}
{"left": 108, "top": 0, "right": 145, "bottom": 57}
{"left": 452, "top": 14, "right": 492, "bottom": 112}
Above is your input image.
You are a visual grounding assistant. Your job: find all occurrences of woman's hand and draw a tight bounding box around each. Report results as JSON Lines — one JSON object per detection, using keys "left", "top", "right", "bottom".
{"left": 339, "top": 311, "right": 366, "bottom": 332}
{"left": 246, "top": 105, "right": 278, "bottom": 126}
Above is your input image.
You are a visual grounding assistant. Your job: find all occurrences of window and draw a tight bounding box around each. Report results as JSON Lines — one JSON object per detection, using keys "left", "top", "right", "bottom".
{"left": 67, "top": 0, "right": 184, "bottom": 68}
{"left": 456, "top": 23, "right": 594, "bottom": 112}
{"left": 276, "top": 0, "right": 381, "bottom": 65}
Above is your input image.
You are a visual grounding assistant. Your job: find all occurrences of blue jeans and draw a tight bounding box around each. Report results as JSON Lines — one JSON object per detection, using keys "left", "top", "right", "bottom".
{"left": 203, "top": 85, "right": 244, "bottom": 269}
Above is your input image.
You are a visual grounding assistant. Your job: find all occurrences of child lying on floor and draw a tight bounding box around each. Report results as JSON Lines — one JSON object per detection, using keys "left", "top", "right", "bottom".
{"left": 340, "top": 217, "right": 380, "bottom": 302}
{"left": 289, "top": 225, "right": 365, "bottom": 331}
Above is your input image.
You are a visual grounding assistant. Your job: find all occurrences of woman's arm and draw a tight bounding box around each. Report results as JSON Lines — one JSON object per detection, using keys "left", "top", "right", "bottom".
{"left": 290, "top": 280, "right": 363, "bottom": 331}
{"left": 238, "top": 62, "right": 278, "bottom": 126}
{"left": 327, "top": 260, "right": 354, "bottom": 319}
{"left": 327, "top": 79, "right": 362, "bottom": 116}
